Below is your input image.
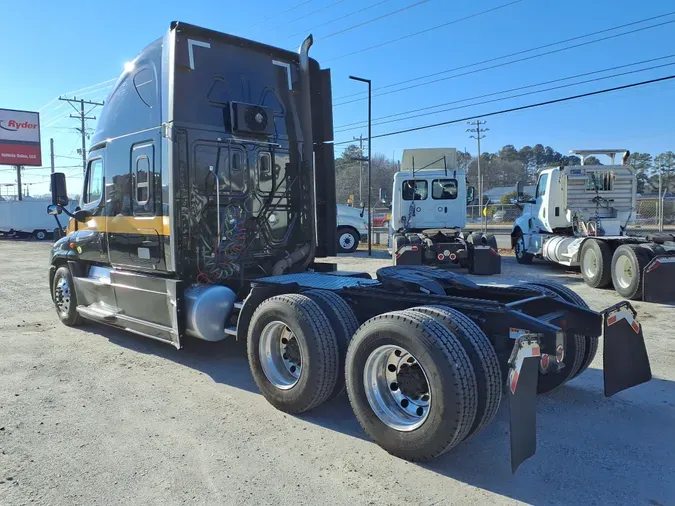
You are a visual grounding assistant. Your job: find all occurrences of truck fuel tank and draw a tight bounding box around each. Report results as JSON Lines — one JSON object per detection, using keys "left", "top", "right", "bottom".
{"left": 184, "top": 284, "right": 237, "bottom": 341}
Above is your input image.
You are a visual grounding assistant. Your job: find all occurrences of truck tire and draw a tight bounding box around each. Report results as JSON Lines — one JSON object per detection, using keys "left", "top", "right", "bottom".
{"left": 345, "top": 310, "right": 477, "bottom": 461}
{"left": 408, "top": 305, "right": 501, "bottom": 439}
{"left": 52, "top": 266, "right": 83, "bottom": 327}
{"left": 303, "top": 289, "right": 359, "bottom": 400}
{"left": 34, "top": 230, "right": 48, "bottom": 241}
{"left": 523, "top": 280, "right": 598, "bottom": 380}
{"left": 513, "top": 229, "right": 534, "bottom": 265}
{"left": 467, "top": 232, "right": 483, "bottom": 245}
{"left": 611, "top": 244, "right": 651, "bottom": 300}
{"left": 53, "top": 228, "right": 63, "bottom": 240}
{"left": 484, "top": 234, "right": 498, "bottom": 252}
{"left": 247, "top": 294, "right": 340, "bottom": 414}
{"left": 337, "top": 227, "right": 359, "bottom": 253}
{"left": 580, "top": 239, "right": 613, "bottom": 288}
{"left": 518, "top": 282, "right": 586, "bottom": 394}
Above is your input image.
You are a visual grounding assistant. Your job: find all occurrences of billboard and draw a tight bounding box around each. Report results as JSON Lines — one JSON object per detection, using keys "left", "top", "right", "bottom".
{"left": 0, "top": 108, "right": 42, "bottom": 167}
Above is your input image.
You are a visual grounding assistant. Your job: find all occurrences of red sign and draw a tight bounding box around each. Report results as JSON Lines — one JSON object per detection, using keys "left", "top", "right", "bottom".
{"left": 0, "top": 108, "right": 41, "bottom": 167}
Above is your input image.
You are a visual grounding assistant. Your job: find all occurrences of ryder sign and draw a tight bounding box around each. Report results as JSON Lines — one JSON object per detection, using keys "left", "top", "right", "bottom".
{"left": 0, "top": 108, "right": 41, "bottom": 166}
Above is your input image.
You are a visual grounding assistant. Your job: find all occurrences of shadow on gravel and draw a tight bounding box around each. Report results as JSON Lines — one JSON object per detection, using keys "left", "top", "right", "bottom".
{"left": 80, "top": 317, "right": 675, "bottom": 504}
{"left": 420, "top": 369, "right": 675, "bottom": 505}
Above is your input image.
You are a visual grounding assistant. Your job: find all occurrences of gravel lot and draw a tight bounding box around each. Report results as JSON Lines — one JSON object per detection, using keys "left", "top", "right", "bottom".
{"left": 1, "top": 241, "right": 674, "bottom": 505}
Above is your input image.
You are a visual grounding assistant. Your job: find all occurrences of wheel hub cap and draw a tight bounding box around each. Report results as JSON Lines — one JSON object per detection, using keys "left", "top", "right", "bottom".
{"left": 259, "top": 321, "right": 302, "bottom": 390}
{"left": 54, "top": 277, "right": 71, "bottom": 314}
{"left": 615, "top": 254, "right": 633, "bottom": 289}
{"left": 583, "top": 248, "right": 598, "bottom": 278}
{"left": 339, "top": 233, "right": 353, "bottom": 249}
{"left": 363, "top": 345, "right": 431, "bottom": 431}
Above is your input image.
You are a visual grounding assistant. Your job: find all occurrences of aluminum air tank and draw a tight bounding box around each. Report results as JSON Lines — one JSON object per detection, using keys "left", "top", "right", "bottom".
{"left": 542, "top": 236, "right": 578, "bottom": 264}
{"left": 184, "top": 284, "right": 237, "bottom": 341}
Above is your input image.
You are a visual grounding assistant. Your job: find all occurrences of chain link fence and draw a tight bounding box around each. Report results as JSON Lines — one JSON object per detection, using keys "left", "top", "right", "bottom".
{"left": 368, "top": 199, "right": 675, "bottom": 245}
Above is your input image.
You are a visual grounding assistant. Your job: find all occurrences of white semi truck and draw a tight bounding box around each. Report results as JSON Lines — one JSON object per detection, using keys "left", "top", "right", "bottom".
{"left": 387, "top": 148, "right": 501, "bottom": 275}
{"left": 511, "top": 149, "right": 675, "bottom": 302}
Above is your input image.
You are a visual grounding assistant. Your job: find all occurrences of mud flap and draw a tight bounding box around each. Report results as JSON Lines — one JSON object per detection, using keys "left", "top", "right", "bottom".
{"left": 643, "top": 254, "right": 675, "bottom": 303}
{"left": 602, "top": 301, "right": 652, "bottom": 397}
{"left": 393, "top": 245, "right": 423, "bottom": 265}
{"left": 507, "top": 337, "right": 540, "bottom": 473}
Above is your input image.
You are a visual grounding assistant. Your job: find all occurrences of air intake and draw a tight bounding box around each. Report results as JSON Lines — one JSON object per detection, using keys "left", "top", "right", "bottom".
{"left": 230, "top": 102, "right": 272, "bottom": 136}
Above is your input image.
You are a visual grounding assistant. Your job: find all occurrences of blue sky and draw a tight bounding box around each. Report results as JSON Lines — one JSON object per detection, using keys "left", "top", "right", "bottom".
{"left": 2, "top": 0, "right": 674, "bottom": 194}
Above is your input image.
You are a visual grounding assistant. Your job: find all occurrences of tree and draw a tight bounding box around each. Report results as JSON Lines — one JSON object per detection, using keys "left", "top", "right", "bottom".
{"left": 500, "top": 190, "right": 532, "bottom": 204}
{"left": 583, "top": 156, "right": 603, "bottom": 166}
{"left": 628, "top": 152, "right": 653, "bottom": 194}
{"left": 653, "top": 152, "right": 675, "bottom": 194}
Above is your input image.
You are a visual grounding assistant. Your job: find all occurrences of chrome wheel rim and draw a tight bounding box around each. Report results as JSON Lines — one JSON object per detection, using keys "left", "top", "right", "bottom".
{"left": 339, "top": 232, "right": 354, "bottom": 250}
{"left": 582, "top": 248, "right": 598, "bottom": 278}
{"left": 615, "top": 254, "right": 633, "bottom": 289}
{"left": 363, "top": 345, "right": 431, "bottom": 431}
{"left": 54, "top": 276, "right": 71, "bottom": 315}
{"left": 515, "top": 237, "right": 524, "bottom": 258}
{"left": 259, "top": 321, "right": 302, "bottom": 390}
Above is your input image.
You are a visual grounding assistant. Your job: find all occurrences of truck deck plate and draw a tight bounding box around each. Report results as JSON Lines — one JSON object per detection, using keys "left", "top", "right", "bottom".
{"left": 255, "top": 272, "right": 380, "bottom": 290}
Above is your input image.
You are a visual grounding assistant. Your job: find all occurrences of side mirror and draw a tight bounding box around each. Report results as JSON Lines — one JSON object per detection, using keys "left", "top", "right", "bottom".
{"left": 516, "top": 180, "right": 524, "bottom": 199}
{"left": 47, "top": 204, "right": 62, "bottom": 216}
{"left": 379, "top": 187, "right": 387, "bottom": 204}
{"left": 51, "top": 172, "right": 69, "bottom": 206}
{"left": 466, "top": 186, "right": 475, "bottom": 204}
{"left": 360, "top": 202, "right": 365, "bottom": 218}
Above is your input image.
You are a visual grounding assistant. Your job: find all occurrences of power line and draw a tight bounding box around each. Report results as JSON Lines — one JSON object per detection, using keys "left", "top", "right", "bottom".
{"left": 248, "top": 0, "right": 316, "bottom": 29}
{"left": 333, "top": 11, "right": 675, "bottom": 104}
{"left": 39, "top": 77, "right": 117, "bottom": 112}
{"left": 332, "top": 74, "right": 675, "bottom": 145}
{"left": 269, "top": 0, "right": 347, "bottom": 33}
{"left": 285, "top": 0, "right": 393, "bottom": 40}
{"left": 334, "top": 56, "right": 675, "bottom": 133}
{"left": 318, "top": 0, "right": 431, "bottom": 41}
{"left": 325, "top": 0, "right": 522, "bottom": 62}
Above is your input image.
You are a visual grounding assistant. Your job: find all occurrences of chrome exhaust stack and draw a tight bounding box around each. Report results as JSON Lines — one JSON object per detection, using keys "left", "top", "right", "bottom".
{"left": 298, "top": 34, "right": 317, "bottom": 268}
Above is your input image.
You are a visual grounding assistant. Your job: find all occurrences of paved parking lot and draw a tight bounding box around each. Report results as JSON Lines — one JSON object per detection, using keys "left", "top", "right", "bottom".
{"left": 1, "top": 241, "right": 674, "bottom": 505}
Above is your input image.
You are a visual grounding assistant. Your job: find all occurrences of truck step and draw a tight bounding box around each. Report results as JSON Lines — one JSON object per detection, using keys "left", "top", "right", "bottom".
{"left": 76, "top": 303, "right": 122, "bottom": 322}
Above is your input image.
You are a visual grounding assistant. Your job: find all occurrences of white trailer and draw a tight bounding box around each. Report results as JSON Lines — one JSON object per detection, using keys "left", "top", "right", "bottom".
{"left": 511, "top": 149, "right": 675, "bottom": 302}
{"left": 0, "top": 198, "right": 75, "bottom": 240}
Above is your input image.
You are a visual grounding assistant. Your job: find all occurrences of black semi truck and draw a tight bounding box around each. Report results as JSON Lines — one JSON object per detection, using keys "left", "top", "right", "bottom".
{"left": 47, "top": 22, "right": 651, "bottom": 472}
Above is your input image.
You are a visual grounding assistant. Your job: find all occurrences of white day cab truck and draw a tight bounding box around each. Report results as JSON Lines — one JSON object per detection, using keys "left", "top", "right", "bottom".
{"left": 0, "top": 197, "right": 76, "bottom": 240}
{"left": 511, "top": 149, "right": 675, "bottom": 302}
{"left": 386, "top": 148, "right": 501, "bottom": 275}
{"left": 46, "top": 24, "right": 652, "bottom": 473}
{"left": 336, "top": 203, "right": 368, "bottom": 253}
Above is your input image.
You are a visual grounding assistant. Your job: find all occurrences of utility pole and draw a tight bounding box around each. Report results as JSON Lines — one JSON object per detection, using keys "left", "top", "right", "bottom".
{"left": 15, "top": 166, "right": 23, "bottom": 201}
{"left": 50, "top": 138, "right": 55, "bottom": 174}
{"left": 353, "top": 134, "right": 364, "bottom": 205}
{"left": 58, "top": 96, "right": 105, "bottom": 175}
{"left": 658, "top": 159, "right": 664, "bottom": 232}
{"left": 466, "top": 121, "right": 488, "bottom": 232}
{"left": 349, "top": 75, "right": 372, "bottom": 256}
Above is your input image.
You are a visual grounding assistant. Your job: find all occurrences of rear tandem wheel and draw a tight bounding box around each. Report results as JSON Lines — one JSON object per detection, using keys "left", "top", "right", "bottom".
{"left": 345, "top": 310, "right": 478, "bottom": 461}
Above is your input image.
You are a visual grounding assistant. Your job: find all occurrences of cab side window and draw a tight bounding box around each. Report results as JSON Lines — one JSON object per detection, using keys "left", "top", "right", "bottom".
{"left": 535, "top": 173, "right": 549, "bottom": 199}
{"left": 83, "top": 158, "right": 103, "bottom": 205}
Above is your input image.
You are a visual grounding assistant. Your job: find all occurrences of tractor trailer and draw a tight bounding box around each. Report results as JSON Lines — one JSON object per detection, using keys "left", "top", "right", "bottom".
{"left": 387, "top": 148, "right": 501, "bottom": 275}
{"left": 47, "top": 23, "right": 652, "bottom": 472}
{"left": 511, "top": 149, "right": 675, "bottom": 302}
